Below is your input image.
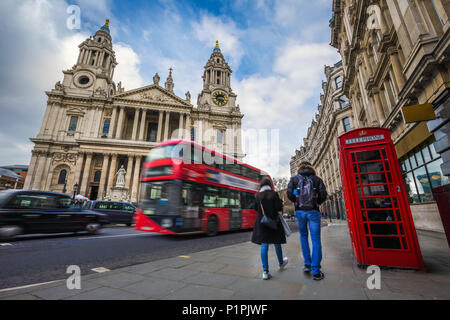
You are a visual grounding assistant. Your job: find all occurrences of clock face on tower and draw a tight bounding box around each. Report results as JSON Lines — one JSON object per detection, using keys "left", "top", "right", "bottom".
{"left": 212, "top": 91, "right": 228, "bottom": 106}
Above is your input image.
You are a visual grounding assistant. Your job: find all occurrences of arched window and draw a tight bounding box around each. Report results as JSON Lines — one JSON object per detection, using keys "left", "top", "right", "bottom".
{"left": 58, "top": 170, "right": 67, "bottom": 185}
{"left": 94, "top": 170, "right": 101, "bottom": 182}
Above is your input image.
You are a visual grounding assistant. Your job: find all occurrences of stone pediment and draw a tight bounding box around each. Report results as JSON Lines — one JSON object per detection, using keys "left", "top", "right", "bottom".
{"left": 113, "top": 85, "right": 190, "bottom": 106}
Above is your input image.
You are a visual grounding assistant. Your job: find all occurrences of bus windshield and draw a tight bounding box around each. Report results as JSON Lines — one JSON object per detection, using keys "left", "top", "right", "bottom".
{"left": 139, "top": 180, "right": 180, "bottom": 214}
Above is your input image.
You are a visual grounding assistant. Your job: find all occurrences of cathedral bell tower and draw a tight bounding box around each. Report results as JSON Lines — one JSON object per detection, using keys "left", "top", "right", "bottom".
{"left": 197, "top": 41, "right": 237, "bottom": 110}
{"left": 60, "top": 19, "right": 118, "bottom": 98}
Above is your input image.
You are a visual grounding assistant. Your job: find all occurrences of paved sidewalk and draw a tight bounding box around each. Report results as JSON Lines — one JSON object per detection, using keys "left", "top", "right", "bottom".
{"left": 1, "top": 221, "right": 450, "bottom": 300}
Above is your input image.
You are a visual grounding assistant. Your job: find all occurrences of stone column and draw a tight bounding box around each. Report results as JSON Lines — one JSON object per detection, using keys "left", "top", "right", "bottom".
{"left": 157, "top": 111, "right": 164, "bottom": 142}
{"left": 132, "top": 108, "right": 140, "bottom": 141}
{"left": 72, "top": 152, "right": 85, "bottom": 190}
{"left": 388, "top": 48, "right": 406, "bottom": 91}
{"left": 184, "top": 114, "right": 191, "bottom": 140}
{"left": 139, "top": 108, "right": 147, "bottom": 141}
{"left": 24, "top": 151, "right": 39, "bottom": 190}
{"left": 38, "top": 104, "right": 52, "bottom": 137}
{"left": 125, "top": 154, "right": 134, "bottom": 191}
{"left": 97, "top": 153, "right": 110, "bottom": 200}
{"left": 163, "top": 111, "right": 170, "bottom": 141}
{"left": 80, "top": 152, "right": 93, "bottom": 196}
{"left": 178, "top": 113, "right": 184, "bottom": 139}
{"left": 131, "top": 156, "right": 142, "bottom": 202}
{"left": 32, "top": 152, "right": 47, "bottom": 190}
{"left": 106, "top": 153, "right": 118, "bottom": 193}
{"left": 108, "top": 106, "right": 118, "bottom": 139}
{"left": 372, "top": 91, "right": 386, "bottom": 124}
{"left": 41, "top": 155, "right": 53, "bottom": 191}
{"left": 115, "top": 106, "right": 125, "bottom": 139}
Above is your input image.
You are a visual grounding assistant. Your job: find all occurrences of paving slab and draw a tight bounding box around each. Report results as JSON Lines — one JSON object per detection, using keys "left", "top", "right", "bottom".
{"left": 164, "top": 284, "right": 234, "bottom": 300}
{"left": 121, "top": 277, "right": 187, "bottom": 299}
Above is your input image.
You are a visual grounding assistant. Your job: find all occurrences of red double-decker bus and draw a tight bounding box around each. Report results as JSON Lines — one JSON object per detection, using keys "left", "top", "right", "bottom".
{"left": 134, "top": 140, "right": 271, "bottom": 236}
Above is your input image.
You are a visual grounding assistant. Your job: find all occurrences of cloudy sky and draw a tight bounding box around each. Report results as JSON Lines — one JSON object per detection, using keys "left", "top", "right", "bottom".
{"left": 0, "top": 0, "right": 340, "bottom": 178}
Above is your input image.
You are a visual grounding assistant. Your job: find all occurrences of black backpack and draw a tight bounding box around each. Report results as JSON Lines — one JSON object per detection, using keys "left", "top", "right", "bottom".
{"left": 295, "top": 174, "right": 317, "bottom": 210}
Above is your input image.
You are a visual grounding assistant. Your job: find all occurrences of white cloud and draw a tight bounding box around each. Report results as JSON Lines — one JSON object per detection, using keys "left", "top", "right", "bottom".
{"left": 0, "top": 0, "right": 144, "bottom": 166}
{"left": 114, "top": 43, "right": 144, "bottom": 90}
{"left": 236, "top": 42, "right": 340, "bottom": 178}
{"left": 191, "top": 14, "right": 244, "bottom": 68}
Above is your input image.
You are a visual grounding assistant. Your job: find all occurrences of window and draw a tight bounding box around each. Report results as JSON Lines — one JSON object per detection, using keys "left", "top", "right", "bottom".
{"left": 94, "top": 170, "right": 101, "bottom": 182}
{"left": 335, "top": 76, "right": 343, "bottom": 89}
{"left": 400, "top": 140, "right": 449, "bottom": 204}
{"left": 68, "top": 116, "right": 78, "bottom": 132}
{"left": 146, "top": 123, "right": 158, "bottom": 142}
{"left": 190, "top": 127, "right": 195, "bottom": 141}
{"left": 58, "top": 169, "right": 67, "bottom": 185}
{"left": 102, "top": 119, "right": 110, "bottom": 134}
{"left": 217, "top": 129, "right": 223, "bottom": 145}
{"left": 6, "top": 194, "right": 73, "bottom": 209}
{"left": 338, "top": 95, "right": 348, "bottom": 109}
{"left": 204, "top": 186, "right": 219, "bottom": 207}
{"left": 382, "top": 85, "right": 392, "bottom": 111}
{"left": 388, "top": 77, "right": 397, "bottom": 101}
{"left": 372, "top": 46, "right": 378, "bottom": 64}
{"left": 343, "top": 117, "right": 351, "bottom": 132}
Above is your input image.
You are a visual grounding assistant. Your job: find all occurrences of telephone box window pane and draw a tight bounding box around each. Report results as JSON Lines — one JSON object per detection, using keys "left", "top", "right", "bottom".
{"left": 355, "top": 175, "right": 361, "bottom": 185}
{"left": 413, "top": 166, "right": 433, "bottom": 202}
{"left": 367, "top": 210, "right": 395, "bottom": 221}
{"left": 366, "top": 237, "right": 372, "bottom": 248}
{"left": 381, "top": 149, "right": 387, "bottom": 159}
{"left": 358, "top": 161, "right": 384, "bottom": 173}
{"left": 364, "top": 224, "right": 369, "bottom": 234}
{"left": 372, "top": 236, "right": 401, "bottom": 249}
{"left": 356, "top": 150, "right": 381, "bottom": 162}
{"left": 369, "top": 223, "right": 398, "bottom": 235}
{"left": 399, "top": 223, "right": 405, "bottom": 235}
{"left": 351, "top": 153, "right": 356, "bottom": 162}
{"left": 426, "top": 158, "right": 450, "bottom": 188}
{"left": 353, "top": 164, "right": 359, "bottom": 173}
{"left": 363, "top": 197, "right": 393, "bottom": 209}
{"left": 401, "top": 237, "right": 408, "bottom": 250}
{"left": 359, "top": 185, "right": 390, "bottom": 197}
{"left": 361, "top": 211, "right": 368, "bottom": 221}
{"left": 360, "top": 173, "right": 387, "bottom": 184}
{"left": 394, "top": 210, "right": 402, "bottom": 221}
{"left": 383, "top": 160, "right": 390, "bottom": 171}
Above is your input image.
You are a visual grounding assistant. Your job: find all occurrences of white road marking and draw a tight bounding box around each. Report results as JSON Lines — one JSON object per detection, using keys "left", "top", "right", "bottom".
{"left": 91, "top": 267, "right": 110, "bottom": 273}
{"left": 77, "top": 233, "right": 150, "bottom": 240}
{"left": 0, "top": 243, "right": 12, "bottom": 246}
{"left": 0, "top": 280, "right": 63, "bottom": 293}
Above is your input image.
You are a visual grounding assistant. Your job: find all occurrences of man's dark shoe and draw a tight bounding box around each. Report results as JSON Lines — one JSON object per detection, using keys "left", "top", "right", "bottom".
{"left": 313, "top": 271, "right": 324, "bottom": 280}
{"left": 303, "top": 266, "right": 312, "bottom": 272}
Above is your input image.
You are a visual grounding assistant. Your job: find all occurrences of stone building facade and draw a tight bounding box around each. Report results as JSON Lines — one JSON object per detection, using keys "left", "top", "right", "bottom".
{"left": 290, "top": 61, "right": 353, "bottom": 219}
{"left": 326, "top": 0, "right": 449, "bottom": 232}
{"left": 23, "top": 21, "right": 244, "bottom": 202}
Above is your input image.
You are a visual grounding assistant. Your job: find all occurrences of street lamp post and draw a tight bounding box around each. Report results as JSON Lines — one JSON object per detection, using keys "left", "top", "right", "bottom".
{"left": 62, "top": 180, "right": 67, "bottom": 194}
{"left": 73, "top": 183, "right": 79, "bottom": 200}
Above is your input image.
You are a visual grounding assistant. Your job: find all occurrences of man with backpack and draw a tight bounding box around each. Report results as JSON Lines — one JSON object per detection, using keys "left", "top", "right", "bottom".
{"left": 287, "top": 161, "right": 328, "bottom": 280}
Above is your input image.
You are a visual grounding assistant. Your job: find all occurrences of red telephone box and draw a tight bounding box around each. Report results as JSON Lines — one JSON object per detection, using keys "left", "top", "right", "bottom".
{"left": 338, "top": 127, "right": 425, "bottom": 270}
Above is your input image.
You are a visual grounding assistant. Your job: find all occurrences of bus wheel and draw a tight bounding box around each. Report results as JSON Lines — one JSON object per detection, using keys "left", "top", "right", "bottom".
{"left": 206, "top": 216, "right": 218, "bottom": 236}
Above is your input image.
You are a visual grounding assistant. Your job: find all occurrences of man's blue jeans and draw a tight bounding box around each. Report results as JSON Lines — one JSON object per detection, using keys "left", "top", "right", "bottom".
{"left": 261, "top": 243, "right": 283, "bottom": 272}
{"left": 295, "top": 210, "right": 322, "bottom": 275}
